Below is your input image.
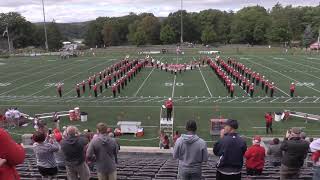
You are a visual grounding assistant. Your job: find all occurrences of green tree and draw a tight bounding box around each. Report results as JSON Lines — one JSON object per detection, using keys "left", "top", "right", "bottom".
{"left": 134, "top": 27, "right": 147, "bottom": 46}
{"left": 302, "top": 24, "right": 314, "bottom": 48}
{"left": 160, "top": 24, "right": 176, "bottom": 44}
{"left": 201, "top": 26, "right": 216, "bottom": 44}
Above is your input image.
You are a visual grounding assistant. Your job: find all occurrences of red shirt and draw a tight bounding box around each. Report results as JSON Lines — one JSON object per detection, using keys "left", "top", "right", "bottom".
{"left": 265, "top": 114, "right": 273, "bottom": 123}
{"left": 230, "top": 85, "right": 234, "bottom": 92}
{"left": 93, "top": 85, "right": 97, "bottom": 91}
{"left": 290, "top": 84, "right": 295, "bottom": 91}
{"left": 244, "top": 144, "right": 265, "bottom": 170}
{"left": 165, "top": 100, "right": 173, "bottom": 109}
{"left": 0, "top": 128, "right": 25, "bottom": 180}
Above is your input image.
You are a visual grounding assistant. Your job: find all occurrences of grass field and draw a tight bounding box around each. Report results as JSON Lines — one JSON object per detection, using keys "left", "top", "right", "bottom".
{"left": 1, "top": 49, "right": 320, "bottom": 146}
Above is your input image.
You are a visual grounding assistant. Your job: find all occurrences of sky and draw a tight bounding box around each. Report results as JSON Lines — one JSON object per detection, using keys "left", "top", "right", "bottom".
{"left": 0, "top": 0, "right": 319, "bottom": 23}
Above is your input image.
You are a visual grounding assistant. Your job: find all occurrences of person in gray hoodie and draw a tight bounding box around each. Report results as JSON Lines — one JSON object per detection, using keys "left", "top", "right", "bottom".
{"left": 86, "top": 123, "right": 119, "bottom": 180}
{"left": 173, "top": 120, "right": 208, "bottom": 180}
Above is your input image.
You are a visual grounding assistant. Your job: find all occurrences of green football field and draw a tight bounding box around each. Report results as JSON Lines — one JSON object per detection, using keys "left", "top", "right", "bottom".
{"left": 1, "top": 49, "right": 320, "bottom": 146}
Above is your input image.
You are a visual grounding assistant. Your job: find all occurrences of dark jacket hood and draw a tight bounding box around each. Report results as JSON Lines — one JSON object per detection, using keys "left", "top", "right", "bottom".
{"left": 181, "top": 134, "right": 200, "bottom": 144}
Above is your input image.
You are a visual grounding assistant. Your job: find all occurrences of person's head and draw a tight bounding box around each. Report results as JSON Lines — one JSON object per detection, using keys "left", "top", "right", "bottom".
{"left": 224, "top": 119, "right": 238, "bottom": 133}
{"left": 185, "top": 120, "right": 197, "bottom": 133}
{"left": 96, "top": 123, "right": 108, "bottom": 134}
{"left": 164, "top": 135, "right": 169, "bottom": 140}
{"left": 33, "top": 131, "right": 46, "bottom": 143}
{"left": 300, "top": 132, "right": 307, "bottom": 140}
{"left": 65, "top": 126, "right": 79, "bottom": 137}
{"left": 289, "top": 127, "right": 302, "bottom": 138}
{"left": 252, "top": 135, "right": 261, "bottom": 145}
{"left": 168, "top": 98, "right": 172, "bottom": 101}
{"left": 309, "top": 137, "right": 314, "bottom": 143}
{"left": 272, "top": 138, "right": 280, "bottom": 145}
{"left": 175, "top": 130, "right": 179, "bottom": 135}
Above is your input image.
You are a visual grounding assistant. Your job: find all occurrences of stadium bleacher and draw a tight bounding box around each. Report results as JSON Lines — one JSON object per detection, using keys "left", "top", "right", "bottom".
{"left": 17, "top": 148, "right": 313, "bottom": 180}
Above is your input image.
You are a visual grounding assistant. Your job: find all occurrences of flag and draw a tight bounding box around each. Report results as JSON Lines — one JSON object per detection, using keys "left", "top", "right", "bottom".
{"left": 2, "top": 27, "right": 8, "bottom": 37}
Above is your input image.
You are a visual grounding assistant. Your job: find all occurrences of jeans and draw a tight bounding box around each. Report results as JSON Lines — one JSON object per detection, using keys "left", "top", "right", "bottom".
{"left": 66, "top": 162, "right": 90, "bottom": 180}
{"left": 280, "top": 164, "right": 300, "bottom": 180}
{"left": 179, "top": 169, "right": 202, "bottom": 180}
{"left": 313, "top": 166, "right": 320, "bottom": 180}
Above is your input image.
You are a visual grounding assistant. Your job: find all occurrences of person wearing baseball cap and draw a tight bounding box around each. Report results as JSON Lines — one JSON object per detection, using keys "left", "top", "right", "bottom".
{"left": 280, "top": 127, "right": 310, "bottom": 180}
{"left": 244, "top": 136, "right": 266, "bottom": 175}
{"left": 213, "top": 119, "right": 247, "bottom": 180}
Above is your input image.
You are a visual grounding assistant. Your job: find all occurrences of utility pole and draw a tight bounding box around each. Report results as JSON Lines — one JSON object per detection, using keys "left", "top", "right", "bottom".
{"left": 41, "top": 0, "right": 49, "bottom": 51}
{"left": 180, "top": 0, "right": 183, "bottom": 44}
{"left": 5, "top": 25, "right": 11, "bottom": 55}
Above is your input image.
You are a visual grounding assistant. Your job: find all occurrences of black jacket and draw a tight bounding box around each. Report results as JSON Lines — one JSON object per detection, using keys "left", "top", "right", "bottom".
{"left": 61, "top": 135, "right": 88, "bottom": 166}
{"left": 213, "top": 133, "right": 247, "bottom": 173}
{"left": 280, "top": 137, "right": 309, "bottom": 168}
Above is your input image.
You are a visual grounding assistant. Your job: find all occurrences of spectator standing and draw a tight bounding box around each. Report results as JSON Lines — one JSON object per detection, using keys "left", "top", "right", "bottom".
{"left": 310, "top": 138, "right": 320, "bottom": 180}
{"left": 173, "top": 130, "right": 181, "bottom": 145}
{"left": 163, "top": 135, "right": 170, "bottom": 149}
{"left": 61, "top": 126, "right": 90, "bottom": 180}
{"left": 0, "top": 128, "right": 25, "bottom": 180}
{"left": 244, "top": 136, "right": 266, "bottom": 175}
{"left": 87, "top": 123, "right": 119, "bottom": 180}
{"left": 213, "top": 119, "right": 247, "bottom": 180}
{"left": 165, "top": 98, "right": 173, "bottom": 121}
{"left": 267, "top": 138, "right": 282, "bottom": 167}
{"left": 53, "top": 129, "right": 65, "bottom": 170}
{"left": 280, "top": 127, "right": 309, "bottom": 180}
{"left": 265, "top": 112, "right": 273, "bottom": 134}
{"left": 33, "top": 131, "right": 59, "bottom": 179}
{"left": 173, "top": 120, "right": 208, "bottom": 180}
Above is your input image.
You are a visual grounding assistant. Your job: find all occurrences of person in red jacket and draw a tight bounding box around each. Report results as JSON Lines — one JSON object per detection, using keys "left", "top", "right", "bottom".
{"left": 244, "top": 136, "right": 265, "bottom": 176}
{"left": 112, "top": 84, "right": 117, "bottom": 98}
{"left": 290, "top": 82, "right": 295, "bottom": 97}
{"left": 0, "top": 128, "right": 25, "bottom": 180}
{"left": 93, "top": 83, "right": 98, "bottom": 98}
{"left": 265, "top": 112, "right": 273, "bottom": 134}
{"left": 165, "top": 98, "right": 173, "bottom": 121}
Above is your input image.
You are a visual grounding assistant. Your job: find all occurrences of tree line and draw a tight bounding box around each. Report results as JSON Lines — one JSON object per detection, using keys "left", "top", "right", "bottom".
{"left": 1, "top": 3, "right": 320, "bottom": 50}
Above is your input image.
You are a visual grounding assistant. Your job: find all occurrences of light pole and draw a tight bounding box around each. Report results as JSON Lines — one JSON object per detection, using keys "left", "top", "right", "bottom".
{"left": 180, "top": 0, "right": 183, "bottom": 44}
{"left": 41, "top": 0, "right": 49, "bottom": 51}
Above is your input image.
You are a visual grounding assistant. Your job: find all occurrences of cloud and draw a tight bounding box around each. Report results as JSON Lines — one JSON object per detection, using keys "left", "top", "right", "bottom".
{"left": 0, "top": 0, "right": 319, "bottom": 22}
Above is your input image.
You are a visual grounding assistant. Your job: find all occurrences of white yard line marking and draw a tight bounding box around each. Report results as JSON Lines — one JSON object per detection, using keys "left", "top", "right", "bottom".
{"left": 174, "top": 97, "right": 189, "bottom": 102}
{"left": 213, "top": 97, "right": 227, "bottom": 102}
{"left": 226, "top": 97, "right": 238, "bottom": 102}
{"left": 256, "top": 97, "right": 268, "bottom": 103}
{"left": 313, "top": 97, "right": 320, "bottom": 103}
{"left": 241, "top": 98, "right": 252, "bottom": 103}
{"left": 171, "top": 75, "right": 176, "bottom": 98}
{"left": 133, "top": 68, "right": 155, "bottom": 97}
{"left": 196, "top": 58, "right": 213, "bottom": 97}
{"left": 284, "top": 98, "right": 292, "bottom": 102}
{"left": 185, "top": 98, "right": 197, "bottom": 102}
{"left": 270, "top": 97, "right": 279, "bottom": 103}
{"left": 245, "top": 57, "right": 320, "bottom": 94}
{"left": 199, "top": 97, "right": 213, "bottom": 102}
{"left": 299, "top": 97, "right": 308, "bottom": 103}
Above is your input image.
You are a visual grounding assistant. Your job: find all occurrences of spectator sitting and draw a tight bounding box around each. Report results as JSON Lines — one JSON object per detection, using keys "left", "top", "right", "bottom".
{"left": 280, "top": 127, "right": 310, "bottom": 180}
{"left": 61, "top": 126, "right": 90, "bottom": 180}
{"left": 33, "top": 130, "right": 59, "bottom": 179}
{"left": 159, "top": 130, "right": 165, "bottom": 149}
{"left": 173, "top": 130, "right": 180, "bottom": 145}
{"left": 163, "top": 135, "right": 170, "bottom": 149}
{"left": 53, "top": 129, "right": 65, "bottom": 170}
{"left": 0, "top": 128, "right": 25, "bottom": 180}
{"left": 310, "top": 138, "right": 320, "bottom": 180}
{"left": 213, "top": 119, "right": 247, "bottom": 180}
{"left": 87, "top": 123, "right": 119, "bottom": 180}
{"left": 267, "top": 138, "right": 282, "bottom": 167}
{"left": 173, "top": 120, "right": 208, "bottom": 180}
{"left": 244, "top": 136, "right": 265, "bottom": 175}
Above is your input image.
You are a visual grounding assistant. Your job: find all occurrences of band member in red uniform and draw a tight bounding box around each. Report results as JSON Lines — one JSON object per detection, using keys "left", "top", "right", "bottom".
{"left": 256, "top": 73, "right": 260, "bottom": 85}
{"left": 269, "top": 82, "right": 274, "bottom": 97}
{"left": 246, "top": 80, "right": 250, "bottom": 93}
{"left": 261, "top": 76, "right": 265, "bottom": 90}
{"left": 107, "top": 75, "right": 112, "bottom": 86}
{"left": 265, "top": 112, "right": 273, "bottom": 134}
{"left": 117, "top": 81, "right": 120, "bottom": 94}
{"left": 249, "top": 83, "right": 254, "bottom": 97}
{"left": 93, "top": 74, "right": 97, "bottom": 85}
{"left": 99, "top": 81, "right": 103, "bottom": 93}
{"left": 81, "top": 80, "right": 86, "bottom": 93}
{"left": 165, "top": 98, "right": 173, "bottom": 121}
{"left": 230, "top": 83, "right": 235, "bottom": 98}
{"left": 88, "top": 77, "right": 92, "bottom": 90}
{"left": 290, "top": 82, "right": 295, "bottom": 97}
{"left": 93, "top": 84, "right": 98, "bottom": 98}
{"left": 112, "top": 84, "right": 117, "bottom": 98}
{"left": 99, "top": 72, "right": 102, "bottom": 80}
{"left": 57, "top": 83, "right": 62, "bottom": 98}
{"left": 265, "top": 80, "right": 269, "bottom": 94}
{"left": 76, "top": 84, "right": 80, "bottom": 98}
